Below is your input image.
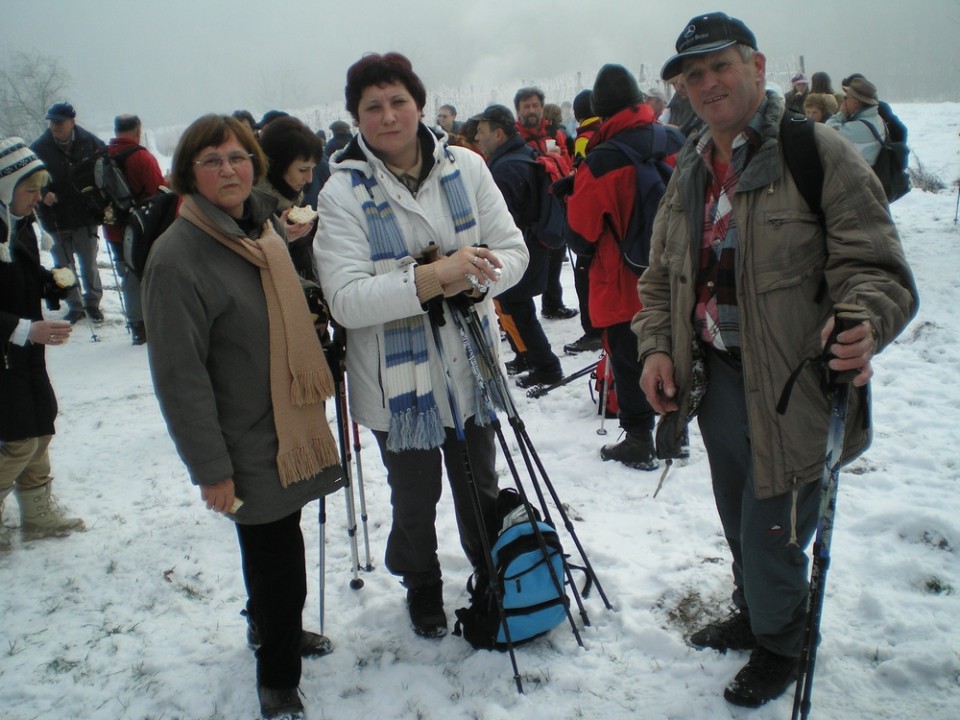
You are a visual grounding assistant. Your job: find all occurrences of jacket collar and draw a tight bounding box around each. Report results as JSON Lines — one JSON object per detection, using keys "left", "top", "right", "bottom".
{"left": 190, "top": 188, "right": 278, "bottom": 239}
{"left": 678, "top": 91, "right": 785, "bottom": 193}
{"left": 594, "top": 103, "right": 656, "bottom": 144}
{"left": 487, "top": 133, "right": 531, "bottom": 166}
{"left": 330, "top": 123, "right": 444, "bottom": 180}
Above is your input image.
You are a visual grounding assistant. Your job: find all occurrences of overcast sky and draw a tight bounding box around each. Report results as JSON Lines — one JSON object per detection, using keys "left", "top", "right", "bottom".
{"left": 3, "top": 0, "right": 955, "bottom": 133}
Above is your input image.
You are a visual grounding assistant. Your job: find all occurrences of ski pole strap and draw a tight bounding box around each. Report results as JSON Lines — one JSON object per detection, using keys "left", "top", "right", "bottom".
{"left": 777, "top": 303, "right": 872, "bottom": 414}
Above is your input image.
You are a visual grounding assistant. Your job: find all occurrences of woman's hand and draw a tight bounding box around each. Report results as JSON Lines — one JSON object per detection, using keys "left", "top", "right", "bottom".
{"left": 280, "top": 209, "right": 314, "bottom": 241}
{"left": 433, "top": 245, "right": 503, "bottom": 296}
{"left": 200, "top": 477, "right": 236, "bottom": 514}
{"left": 28, "top": 320, "right": 72, "bottom": 346}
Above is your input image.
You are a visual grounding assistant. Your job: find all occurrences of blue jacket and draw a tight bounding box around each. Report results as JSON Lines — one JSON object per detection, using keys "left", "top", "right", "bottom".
{"left": 486, "top": 134, "right": 548, "bottom": 301}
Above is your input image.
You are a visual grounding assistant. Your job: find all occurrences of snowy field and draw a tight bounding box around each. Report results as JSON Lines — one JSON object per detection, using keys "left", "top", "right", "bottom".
{"left": 1, "top": 103, "right": 958, "bottom": 720}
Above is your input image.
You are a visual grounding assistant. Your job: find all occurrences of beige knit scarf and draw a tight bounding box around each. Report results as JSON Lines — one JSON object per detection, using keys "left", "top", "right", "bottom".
{"left": 180, "top": 195, "right": 339, "bottom": 487}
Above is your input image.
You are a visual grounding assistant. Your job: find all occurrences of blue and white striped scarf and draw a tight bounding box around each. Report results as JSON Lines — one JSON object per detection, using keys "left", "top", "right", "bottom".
{"left": 350, "top": 148, "right": 479, "bottom": 451}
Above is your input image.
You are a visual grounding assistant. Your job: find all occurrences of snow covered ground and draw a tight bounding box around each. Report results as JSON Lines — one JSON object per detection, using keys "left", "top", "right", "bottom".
{"left": 1, "top": 103, "right": 958, "bottom": 720}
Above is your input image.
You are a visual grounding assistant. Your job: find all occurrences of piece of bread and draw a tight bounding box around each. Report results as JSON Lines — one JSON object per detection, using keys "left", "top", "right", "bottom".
{"left": 287, "top": 205, "right": 318, "bottom": 224}
{"left": 52, "top": 267, "right": 76, "bottom": 288}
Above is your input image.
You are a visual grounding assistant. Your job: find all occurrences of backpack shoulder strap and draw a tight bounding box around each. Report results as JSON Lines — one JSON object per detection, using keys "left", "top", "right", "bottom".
{"left": 857, "top": 118, "right": 884, "bottom": 143}
{"left": 779, "top": 112, "right": 824, "bottom": 227}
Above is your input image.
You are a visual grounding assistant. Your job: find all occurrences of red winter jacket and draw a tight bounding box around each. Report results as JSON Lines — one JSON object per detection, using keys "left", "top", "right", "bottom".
{"left": 516, "top": 118, "right": 574, "bottom": 170}
{"left": 103, "top": 137, "right": 166, "bottom": 244}
{"left": 566, "top": 104, "right": 683, "bottom": 328}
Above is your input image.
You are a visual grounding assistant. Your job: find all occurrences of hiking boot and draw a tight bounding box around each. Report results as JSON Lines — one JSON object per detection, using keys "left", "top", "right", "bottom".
{"left": 723, "top": 646, "right": 799, "bottom": 708}
{"left": 130, "top": 322, "right": 147, "bottom": 346}
{"left": 690, "top": 608, "right": 757, "bottom": 652}
{"left": 563, "top": 334, "right": 603, "bottom": 354}
{"left": 257, "top": 685, "right": 304, "bottom": 720}
{"left": 244, "top": 610, "right": 334, "bottom": 658}
{"left": 541, "top": 305, "right": 579, "bottom": 320}
{"left": 600, "top": 432, "right": 659, "bottom": 471}
{"left": 16, "top": 484, "right": 85, "bottom": 539}
{"left": 407, "top": 582, "right": 447, "bottom": 638}
{"left": 504, "top": 355, "right": 530, "bottom": 376}
{"left": 63, "top": 308, "right": 86, "bottom": 324}
{"left": 85, "top": 307, "right": 104, "bottom": 323}
{"left": 516, "top": 366, "right": 563, "bottom": 390}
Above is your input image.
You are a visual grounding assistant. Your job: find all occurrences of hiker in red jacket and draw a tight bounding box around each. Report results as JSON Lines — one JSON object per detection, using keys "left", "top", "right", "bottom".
{"left": 566, "top": 65, "right": 685, "bottom": 470}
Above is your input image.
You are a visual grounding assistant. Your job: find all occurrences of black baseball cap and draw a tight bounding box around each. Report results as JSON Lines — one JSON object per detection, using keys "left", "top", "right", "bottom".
{"left": 660, "top": 12, "right": 757, "bottom": 81}
{"left": 473, "top": 104, "right": 516, "bottom": 132}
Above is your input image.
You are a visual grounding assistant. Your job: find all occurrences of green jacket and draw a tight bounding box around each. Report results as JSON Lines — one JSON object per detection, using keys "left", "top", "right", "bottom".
{"left": 633, "top": 94, "right": 918, "bottom": 499}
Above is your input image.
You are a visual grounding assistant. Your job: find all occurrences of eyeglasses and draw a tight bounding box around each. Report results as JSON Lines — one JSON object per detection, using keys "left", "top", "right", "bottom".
{"left": 194, "top": 152, "right": 253, "bottom": 171}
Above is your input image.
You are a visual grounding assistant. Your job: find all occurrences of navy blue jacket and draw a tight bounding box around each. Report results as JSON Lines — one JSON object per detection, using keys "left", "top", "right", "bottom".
{"left": 30, "top": 125, "right": 106, "bottom": 230}
{"left": 486, "top": 134, "right": 548, "bottom": 301}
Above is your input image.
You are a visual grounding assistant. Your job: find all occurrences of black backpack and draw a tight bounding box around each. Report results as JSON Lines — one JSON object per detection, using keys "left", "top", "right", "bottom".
{"left": 123, "top": 189, "right": 179, "bottom": 278}
{"left": 604, "top": 123, "right": 675, "bottom": 275}
{"left": 453, "top": 489, "right": 569, "bottom": 650}
{"left": 495, "top": 150, "right": 572, "bottom": 250}
{"left": 858, "top": 119, "right": 911, "bottom": 203}
{"left": 74, "top": 145, "right": 140, "bottom": 225}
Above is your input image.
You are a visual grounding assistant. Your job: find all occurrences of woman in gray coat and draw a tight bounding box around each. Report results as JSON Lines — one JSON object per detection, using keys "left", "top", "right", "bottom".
{"left": 142, "top": 114, "right": 342, "bottom": 720}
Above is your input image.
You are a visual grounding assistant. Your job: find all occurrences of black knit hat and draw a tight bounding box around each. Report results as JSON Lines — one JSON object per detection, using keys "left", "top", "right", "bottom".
{"left": 591, "top": 64, "right": 643, "bottom": 119}
{"left": 572, "top": 89, "right": 594, "bottom": 122}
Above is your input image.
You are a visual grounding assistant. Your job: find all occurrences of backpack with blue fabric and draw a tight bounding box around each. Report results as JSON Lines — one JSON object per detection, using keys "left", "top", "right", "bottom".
{"left": 454, "top": 488, "right": 569, "bottom": 650}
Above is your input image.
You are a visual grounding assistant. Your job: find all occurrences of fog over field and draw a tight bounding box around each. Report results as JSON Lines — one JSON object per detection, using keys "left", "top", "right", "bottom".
{"left": 3, "top": 0, "right": 956, "bottom": 133}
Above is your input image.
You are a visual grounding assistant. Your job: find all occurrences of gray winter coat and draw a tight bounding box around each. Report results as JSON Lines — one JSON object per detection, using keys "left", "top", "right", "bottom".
{"left": 142, "top": 190, "right": 342, "bottom": 525}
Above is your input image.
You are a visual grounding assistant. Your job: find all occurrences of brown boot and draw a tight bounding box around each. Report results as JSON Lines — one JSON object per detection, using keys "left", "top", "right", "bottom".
{"left": 16, "top": 483, "right": 85, "bottom": 539}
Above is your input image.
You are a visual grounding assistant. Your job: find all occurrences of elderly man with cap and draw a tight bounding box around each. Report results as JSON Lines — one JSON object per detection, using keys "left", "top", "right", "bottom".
{"left": 634, "top": 12, "right": 917, "bottom": 708}
{"left": 1, "top": 138, "right": 86, "bottom": 549}
{"left": 826, "top": 77, "right": 886, "bottom": 165}
{"left": 103, "top": 114, "right": 166, "bottom": 345}
{"left": 30, "top": 102, "right": 107, "bottom": 325}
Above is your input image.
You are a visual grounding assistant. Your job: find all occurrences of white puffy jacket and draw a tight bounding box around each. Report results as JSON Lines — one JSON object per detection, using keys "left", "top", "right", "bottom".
{"left": 314, "top": 126, "right": 528, "bottom": 432}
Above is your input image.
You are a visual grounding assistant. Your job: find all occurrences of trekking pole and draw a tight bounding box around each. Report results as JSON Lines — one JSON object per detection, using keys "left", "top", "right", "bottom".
{"left": 953, "top": 182, "right": 959, "bottom": 224}
{"left": 791, "top": 306, "right": 867, "bottom": 720}
{"left": 525, "top": 359, "right": 598, "bottom": 399}
{"left": 104, "top": 239, "right": 128, "bottom": 330}
{"left": 318, "top": 496, "right": 327, "bottom": 633}
{"left": 51, "top": 219, "right": 98, "bottom": 342}
{"left": 426, "top": 303, "right": 524, "bottom": 694}
{"left": 330, "top": 351, "right": 364, "bottom": 590}
{"left": 449, "top": 300, "right": 588, "bottom": 642}
{"left": 351, "top": 420, "right": 373, "bottom": 571}
{"left": 596, "top": 350, "right": 612, "bottom": 436}
{"left": 458, "top": 302, "right": 612, "bottom": 611}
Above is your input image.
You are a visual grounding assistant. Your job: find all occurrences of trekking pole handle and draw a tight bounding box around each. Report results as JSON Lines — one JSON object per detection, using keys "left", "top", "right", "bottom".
{"left": 823, "top": 304, "right": 872, "bottom": 386}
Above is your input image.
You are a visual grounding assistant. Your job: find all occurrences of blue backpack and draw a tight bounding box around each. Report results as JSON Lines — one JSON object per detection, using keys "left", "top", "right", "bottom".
{"left": 454, "top": 491, "right": 568, "bottom": 649}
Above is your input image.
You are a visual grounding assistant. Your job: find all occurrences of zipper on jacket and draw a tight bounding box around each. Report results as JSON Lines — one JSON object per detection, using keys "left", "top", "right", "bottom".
{"left": 376, "top": 334, "right": 386, "bottom": 409}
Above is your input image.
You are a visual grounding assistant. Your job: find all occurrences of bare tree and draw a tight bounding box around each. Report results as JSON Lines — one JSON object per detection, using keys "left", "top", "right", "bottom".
{"left": 0, "top": 51, "right": 72, "bottom": 142}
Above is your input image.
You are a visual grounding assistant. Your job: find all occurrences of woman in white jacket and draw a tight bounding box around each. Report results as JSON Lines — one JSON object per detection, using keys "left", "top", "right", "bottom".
{"left": 315, "top": 52, "right": 528, "bottom": 639}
